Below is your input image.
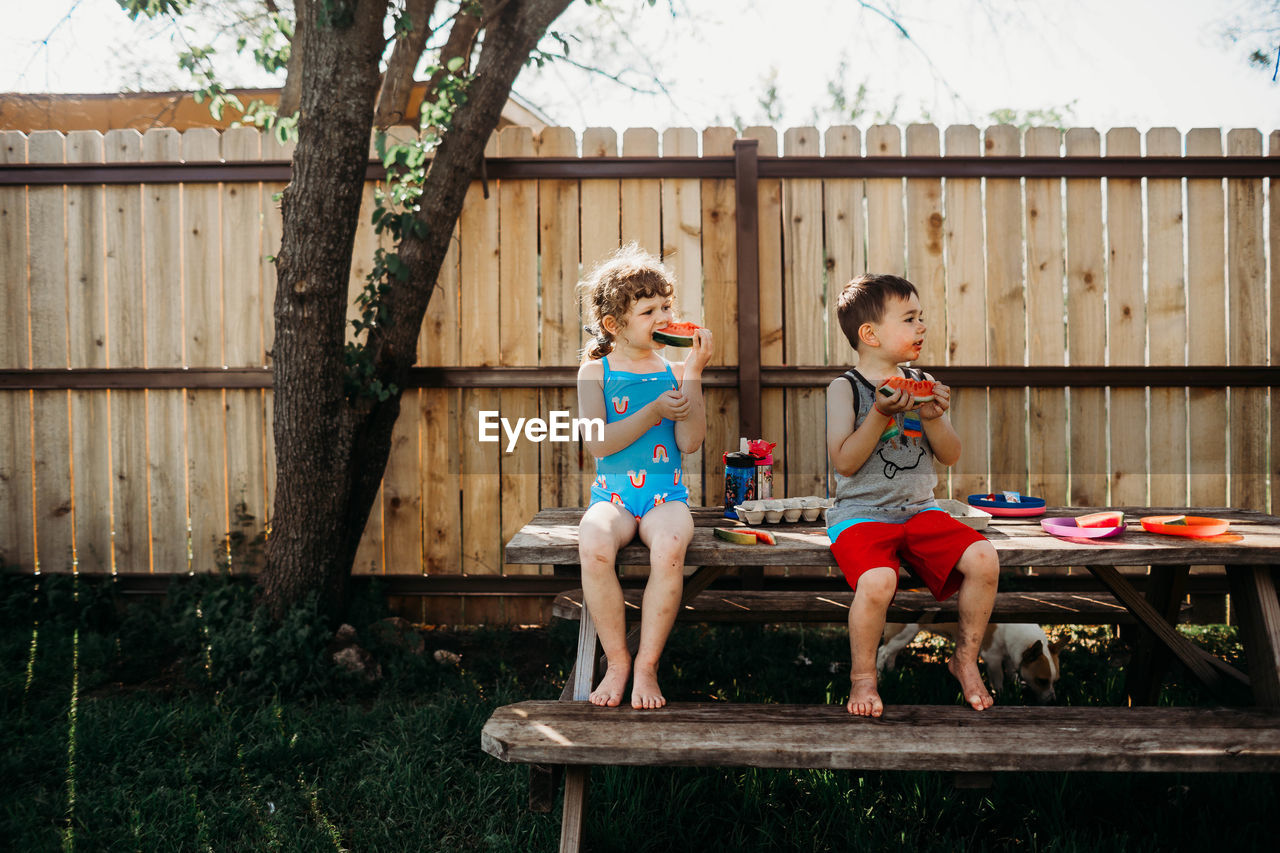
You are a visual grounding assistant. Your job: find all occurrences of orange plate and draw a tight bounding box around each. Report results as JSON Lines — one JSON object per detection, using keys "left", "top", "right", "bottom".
{"left": 1140, "top": 515, "right": 1230, "bottom": 538}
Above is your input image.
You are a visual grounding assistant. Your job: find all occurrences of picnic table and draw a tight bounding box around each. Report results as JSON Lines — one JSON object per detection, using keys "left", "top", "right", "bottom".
{"left": 483, "top": 505, "right": 1280, "bottom": 852}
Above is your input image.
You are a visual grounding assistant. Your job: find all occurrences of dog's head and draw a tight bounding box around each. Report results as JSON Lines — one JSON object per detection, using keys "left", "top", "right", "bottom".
{"left": 1018, "top": 637, "right": 1065, "bottom": 703}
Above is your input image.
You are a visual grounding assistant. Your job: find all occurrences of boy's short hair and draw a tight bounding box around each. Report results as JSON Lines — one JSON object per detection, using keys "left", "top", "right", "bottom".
{"left": 836, "top": 274, "right": 919, "bottom": 351}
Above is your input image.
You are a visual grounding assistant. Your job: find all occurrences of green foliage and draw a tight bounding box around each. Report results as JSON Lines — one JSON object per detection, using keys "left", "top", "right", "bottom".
{"left": 986, "top": 102, "right": 1078, "bottom": 131}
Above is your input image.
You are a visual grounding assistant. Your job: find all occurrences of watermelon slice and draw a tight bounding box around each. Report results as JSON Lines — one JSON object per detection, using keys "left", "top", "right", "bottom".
{"left": 714, "top": 527, "right": 758, "bottom": 545}
{"left": 877, "top": 375, "right": 936, "bottom": 404}
{"left": 1164, "top": 515, "right": 1187, "bottom": 526}
{"left": 652, "top": 321, "right": 703, "bottom": 347}
{"left": 1076, "top": 511, "right": 1125, "bottom": 528}
{"left": 737, "top": 528, "right": 777, "bottom": 545}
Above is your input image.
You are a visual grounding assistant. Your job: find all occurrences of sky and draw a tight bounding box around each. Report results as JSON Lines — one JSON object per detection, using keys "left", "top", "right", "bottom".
{"left": 2, "top": 0, "right": 1277, "bottom": 140}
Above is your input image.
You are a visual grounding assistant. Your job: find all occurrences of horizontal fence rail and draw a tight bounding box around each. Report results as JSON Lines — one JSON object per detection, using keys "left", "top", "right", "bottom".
{"left": 1, "top": 123, "right": 1275, "bottom": 626}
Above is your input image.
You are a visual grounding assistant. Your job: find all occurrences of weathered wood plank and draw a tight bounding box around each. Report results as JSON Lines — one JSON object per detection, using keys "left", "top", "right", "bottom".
{"left": 505, "top": 506, "right": 1280, "bottom": 567}
{"left": 0, "top": 131, "right": 34, "bottom": 571}
{"left": 551, "top": 588, "right": 1143, "bottom": 625}
{"left": 1227, "top": 565, "right": 1280, "bottom": 706}
{"left": 482, "top": 701, "right": 1280, "bottom": 773}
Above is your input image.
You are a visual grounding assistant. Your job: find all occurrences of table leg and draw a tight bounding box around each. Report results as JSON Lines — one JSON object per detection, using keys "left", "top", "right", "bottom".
{"left": 559, "top": 572, "right": 599, "bottom": 851}
{"left": 1123, "top": 565, "right": 1189, "bottom": 705}
{"left": 560, "top": 767, "right": 588, "bottom": 853}
{"left": 1227, "top": 565, "right": 1280, "bottom": 707}
{"left": 1088, "top": 565, "right": 1232, "bottom": 701}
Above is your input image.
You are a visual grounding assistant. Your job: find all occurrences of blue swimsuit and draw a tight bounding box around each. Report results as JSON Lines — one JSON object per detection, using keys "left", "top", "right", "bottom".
{"left": 588, "top": 356, "right": 690, "bottom": 519}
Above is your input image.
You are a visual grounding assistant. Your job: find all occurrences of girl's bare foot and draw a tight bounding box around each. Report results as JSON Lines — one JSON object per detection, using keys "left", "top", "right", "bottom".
{"left": 589, "top": 662, "right": 630, "bottom": 707}
{"left": 847, "top": 674, "right": 883, "bottom": 717}
{"left": 948, "top": 657, "right": 994, "bottom": 710}
{"left": 631, "top": 663, "right": 666, "bottom": 710}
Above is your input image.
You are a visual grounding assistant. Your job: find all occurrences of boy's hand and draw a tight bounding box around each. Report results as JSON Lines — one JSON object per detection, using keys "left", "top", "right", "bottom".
{"left": 653, "top": 389, "right": 691, "bottom": 422}
{"left": 918, "top": 382, "right": 951, "bottom": 420}
{"left": 873, "top": 383, "right": 916, "bottom": 416}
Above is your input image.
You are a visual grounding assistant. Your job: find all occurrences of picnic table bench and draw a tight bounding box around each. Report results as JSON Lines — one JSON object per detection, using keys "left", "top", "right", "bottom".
{"left": 482, "top": 505, "right": 1280, "bottom": 852}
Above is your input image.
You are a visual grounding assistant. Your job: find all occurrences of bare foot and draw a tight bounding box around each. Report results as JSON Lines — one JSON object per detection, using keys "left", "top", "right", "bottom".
{"left": 847, "top": 674, "right": 883, "bottom": 717}
{"left": 948, "top": 657, "right": 994, "bottom": 711}
{"left": 631, "top": 663, "right": 666, "bottom": 710}
{"left": 589, "top": 662, "right": 630, "bottom": 707}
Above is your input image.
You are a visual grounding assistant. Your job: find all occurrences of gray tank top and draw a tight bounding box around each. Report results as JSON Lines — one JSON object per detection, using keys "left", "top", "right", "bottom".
{"left": 827, "top": 367, "right": 940, "bottom": 527}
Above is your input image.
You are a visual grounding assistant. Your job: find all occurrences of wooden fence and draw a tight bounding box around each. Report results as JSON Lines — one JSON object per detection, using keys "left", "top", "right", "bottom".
{"left": 0, "top": 124, "right": 1276, "bottom": 625}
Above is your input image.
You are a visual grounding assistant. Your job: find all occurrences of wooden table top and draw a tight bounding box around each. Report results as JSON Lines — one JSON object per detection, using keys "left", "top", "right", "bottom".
{"left": 505, "top": 505, "right": 1280, "bottom": 568}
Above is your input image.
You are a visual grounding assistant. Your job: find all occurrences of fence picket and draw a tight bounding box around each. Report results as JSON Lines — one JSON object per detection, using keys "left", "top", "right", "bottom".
{"left": 701, "top": 127, "right": 739, "bottom": 510}
{"left": 1146, "top": 128, "right": 1188, "bottom": 506}
{"left": 943, "top": 125, "right": 988, "bottom": 499}
{"left": 1185, "top": 129, "right": 1228, "bottom": 507}
{"left": 744, "top": 126, "right": 783, "bottom": 497}
{"left": 1024, "top": 127, "right": 1068, "bottom": 505}
{"left": 1226, "top": 129, "right": 1267, "bottom": 510}
{"left": 622, "top": 128, "right": 661, "bottom": 254}
{"left": 984, "top": 125, "right": 1028, "bottom": 494}
{"left": 104, "top": 129, "right": 149, "bottom": 572}
{"left": 866, "top": 125, "right": 904, "bottom": 274}
{"left": 0, "top": 131, "right": 34, "bottom": 571}
{"left": 28, "top": 131, "right": 74, "bottom": 572}
{"left": 1065, "top": 129, "right": 1107, "bottom": 506}
{"left": 1271, "top": 131, "right": 1279, "bottom": 515}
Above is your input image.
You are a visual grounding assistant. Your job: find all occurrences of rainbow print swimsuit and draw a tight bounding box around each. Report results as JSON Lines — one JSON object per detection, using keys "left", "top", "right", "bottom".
{"left": 588, "top": 356, "right": 690, "bottom": 519}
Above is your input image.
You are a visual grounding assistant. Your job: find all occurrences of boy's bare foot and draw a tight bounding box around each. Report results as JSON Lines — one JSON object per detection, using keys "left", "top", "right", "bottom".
{"left": 589, "top": 662, "right": 630, "bottom": 707}
{"left": 631, "top": 663, "right": 666, "bottom": 710}
{"left": 948, "top": 657, "right": 994, "bottom": 711}
{"left": 847, "top": 674, "right": 883, "bottom": 717}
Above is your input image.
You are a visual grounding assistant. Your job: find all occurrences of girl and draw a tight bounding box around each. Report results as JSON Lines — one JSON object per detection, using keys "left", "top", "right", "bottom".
{"left": 576, "top": 244, "right": 713, "bottom": 710}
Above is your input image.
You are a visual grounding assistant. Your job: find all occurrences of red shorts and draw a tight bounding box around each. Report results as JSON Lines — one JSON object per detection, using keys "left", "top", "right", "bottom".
{"left": 829, "top": 510, "right": 986, "bottom": 601}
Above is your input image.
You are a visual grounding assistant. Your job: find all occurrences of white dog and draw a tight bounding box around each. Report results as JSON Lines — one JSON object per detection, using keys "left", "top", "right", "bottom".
{"left": 877, "top": 622, "right": 1065, "bottom": 703}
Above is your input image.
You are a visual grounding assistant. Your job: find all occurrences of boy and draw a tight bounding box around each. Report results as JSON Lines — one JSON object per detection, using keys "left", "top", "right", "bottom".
{"left": 826, "top": 274, "right": 999, "bottom": 717}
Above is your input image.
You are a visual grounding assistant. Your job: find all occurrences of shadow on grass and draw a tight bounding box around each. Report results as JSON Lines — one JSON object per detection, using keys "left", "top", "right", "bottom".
{"left": 0, "top": 573, "right": 1274, "bottom": 852}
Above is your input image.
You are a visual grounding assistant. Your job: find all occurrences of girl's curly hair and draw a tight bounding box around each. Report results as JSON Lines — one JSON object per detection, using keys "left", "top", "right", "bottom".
{"left": 578, "top": 243, "right": 677, "bottom": 360}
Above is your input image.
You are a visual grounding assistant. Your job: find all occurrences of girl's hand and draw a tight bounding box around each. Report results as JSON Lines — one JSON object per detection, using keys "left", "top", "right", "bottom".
{"left": 684, "top": 328, "right": 713, "bottom": 374}
{"left": 918, "top": 382, "right": 951, "bottom": 420}
{"left": 653, "top": 389, "right": 691, "bottom": 422}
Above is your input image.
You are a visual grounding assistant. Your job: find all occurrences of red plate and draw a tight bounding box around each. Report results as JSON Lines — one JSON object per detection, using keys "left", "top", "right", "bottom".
{"left": 1140, "top": 515, "right": 1230, "bottom": 538}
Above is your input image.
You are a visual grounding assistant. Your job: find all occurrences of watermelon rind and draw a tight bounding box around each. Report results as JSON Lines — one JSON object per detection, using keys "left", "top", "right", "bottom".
{"left": 737, "top": 528, "right": 777, "bottom": 545}
{"left": 1076, "top": 511, "right": 1125, "bottom": 528}
{"left": 713, "top": 527, "right": 758, "bottom": 545}
{"left": 877, "top": 377, "right": 935, "bottom": 404}
{"left": 652, "top": 323, "right": 700, "bottom": 347}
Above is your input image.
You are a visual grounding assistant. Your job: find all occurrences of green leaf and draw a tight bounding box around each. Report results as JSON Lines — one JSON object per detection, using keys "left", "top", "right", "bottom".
{"left": 446, "top": 56, "right": 465, "bottom": 73}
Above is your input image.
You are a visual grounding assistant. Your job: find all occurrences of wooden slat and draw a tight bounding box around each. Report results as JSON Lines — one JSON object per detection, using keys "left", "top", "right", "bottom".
{"left": 141, "top": 129, "right": 187, "bottom": 573}
{"left": 552, "top": 588, "right": 1141, "bottom": 625}
{"left": 1024, "top": 127, "right": 1068, "bottom": 506}
{"left": 700, "top": 128, "right": 739, "bottom": 508}
{"left": 483, "top": 701, "right": 1280, "bottom": 773}
{"left": 104, "top": 129, "right": 148, "bottom": 572}
{"left": 1105, "top": 128, "right": 1147, "bottom": 506}
{"left": 66, "top": 131, "right": 111, "bottom": 572}
{"left": 1065, "top": 129, "right": 1107, "bottom": 506}
{"left": 782, "top": 127, "right": 825, "bottom": 499}
{"left": 660, "top": 127, "right": 704, "bottom": 502}
{"left": 943, "top": 126, "right": 987, "bottom": 499}
{"left": 904, "top": 124, "right": 944, "bottom": 371}
{"left": 506, "top": 505, "right": 1280, "bottom": 568}
{"left": 28, "top": 131, "right": 73, "bottom": 572}
{"left": 220, "top": 127, "right": 268, "bottom": 565}
{"left": 621, "top": 127, "right": 660, "bottom": 254}
{"left": 578, "top": 127, "right": 620, "bottom": 508}
{"left": 498, "top": 126, "right": 542, "bottom": 624}
{"left": 182, "top": 128, "right": 228, "bottom": 572}
{"left": 983, "top": 125, "right": 1028, "bottom": 495}
{"left": 0, "top": 131, "right": 34, "bottom": 570}
{"left": 823, "top": 125, "right": 864, "bottom": 365}
{"left": 1226, "top": 129, "right": 1267, "bottom": 510}
{"left": 865, "top": 125, "right": 904, "bottom": 274}
{"left": 1185, "top": 129, "right": 1228, "bottom": 507}
{"left": 1272, "top": 131, "right": 1280, "bottom": 516}
{"left": 1227, "top": 565, "right": 1280, "bottom": 706}
{"left": 459, "top": 135, "right": 502, "bottom": 617}
{"left": 1145, "top": 128, "right": 1188, "bottom": 507}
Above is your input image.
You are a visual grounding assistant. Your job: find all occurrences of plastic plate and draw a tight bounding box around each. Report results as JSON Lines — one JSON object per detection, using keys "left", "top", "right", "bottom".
{"left": 1140, "top": 515, "right": 1230, "bottom": 538}
{"left": 967, "top": 494, "right": 1047, "bottom": 517}
{"left": 1041, "top": 517, "right": 1126, "bottom": 539}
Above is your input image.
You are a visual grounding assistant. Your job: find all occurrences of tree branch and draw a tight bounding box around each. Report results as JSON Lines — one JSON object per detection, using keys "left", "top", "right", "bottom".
{"left": 374, "top": 0, "right": 440, "bottom": 127}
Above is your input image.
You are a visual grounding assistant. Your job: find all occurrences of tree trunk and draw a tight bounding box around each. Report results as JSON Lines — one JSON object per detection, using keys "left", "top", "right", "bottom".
{"left": 262, "top": 0, "right": 575, "bottom": 620}
{"left": 263, "top": 0, "right": 389, "bottom": 618}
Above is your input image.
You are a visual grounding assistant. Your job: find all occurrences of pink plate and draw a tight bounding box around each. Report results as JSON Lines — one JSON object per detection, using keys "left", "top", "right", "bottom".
{"left": 1041, "top": 517, "right": 1125, "bottom": 539}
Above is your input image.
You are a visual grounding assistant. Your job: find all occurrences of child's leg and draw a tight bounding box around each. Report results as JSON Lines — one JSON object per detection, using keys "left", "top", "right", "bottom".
{"left": 632, "top": 501, "right": 694, "bottom": 709}
{"left": 578, "top": 501, "right": 640, "bottom": 707}
{"left": 847, "top": 566, "right": 898, "bottom": 717}
{"left": 948, "top": 539, "right": 999, "bottom": 710}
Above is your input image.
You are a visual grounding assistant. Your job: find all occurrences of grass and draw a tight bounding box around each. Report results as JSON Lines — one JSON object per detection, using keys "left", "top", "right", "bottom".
{"left": 0, "top": 572, "right": 1274, "bottom": 852}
